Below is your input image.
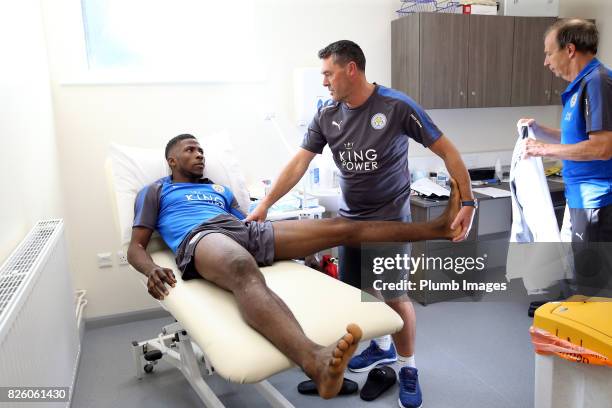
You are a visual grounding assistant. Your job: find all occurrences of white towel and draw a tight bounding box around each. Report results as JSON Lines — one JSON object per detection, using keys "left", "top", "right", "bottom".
{"left": 506, "top": 125, "right": 573, "bottom": 294}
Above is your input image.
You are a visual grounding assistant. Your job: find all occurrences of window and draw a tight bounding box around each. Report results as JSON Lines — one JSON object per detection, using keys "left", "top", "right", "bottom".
{"left": 80, "top": 0, "right": 262, "bottom": 82}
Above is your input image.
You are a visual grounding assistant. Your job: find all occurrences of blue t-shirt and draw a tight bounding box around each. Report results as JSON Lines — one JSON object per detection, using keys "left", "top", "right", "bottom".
{"left": 133, "top": 177, "right": 246, "bottom": 253}
{"left": 560, "top": 58, "right": 612, "bottom": 209}
{"left": 301, "top": 84, "right": 442, "bottom": 220}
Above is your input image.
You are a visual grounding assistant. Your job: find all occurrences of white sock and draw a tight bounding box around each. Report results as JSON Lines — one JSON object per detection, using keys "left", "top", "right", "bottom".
{"left": 397, "top": 354, "right": 416, "bottom": 368}
{"left": 374, "top": 335, "right": 392, "bottom": 351}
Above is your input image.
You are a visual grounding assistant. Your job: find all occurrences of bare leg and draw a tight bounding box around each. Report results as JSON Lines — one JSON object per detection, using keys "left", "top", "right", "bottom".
{"left": 193, "top": 233, "right": 362, "bottom": 398}
{"left": 387, "top": 299, "right": 416, "bottom": 357}
{"left": 273, "top": 179, "right": 461, "bottom": 260}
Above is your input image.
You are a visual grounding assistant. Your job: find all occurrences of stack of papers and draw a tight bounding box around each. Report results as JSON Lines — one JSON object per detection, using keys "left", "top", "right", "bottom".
{"left": 411, "top": 178, "right": 450, "bottom": 198}
{"left": 460, "top": 0, "right": 498, "bottom": 15}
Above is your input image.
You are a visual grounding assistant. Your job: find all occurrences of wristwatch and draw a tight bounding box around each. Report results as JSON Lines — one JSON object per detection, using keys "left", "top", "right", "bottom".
{"left": 461, "top": 199, "right": 478, "bottom": 209}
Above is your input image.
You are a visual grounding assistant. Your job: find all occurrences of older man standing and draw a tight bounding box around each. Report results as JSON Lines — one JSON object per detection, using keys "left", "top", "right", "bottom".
{"left": 521, "top": 19, "right": 612, "bottom": 295}
{"left": 248, "top": 40, "right": 475, "bottom": 408}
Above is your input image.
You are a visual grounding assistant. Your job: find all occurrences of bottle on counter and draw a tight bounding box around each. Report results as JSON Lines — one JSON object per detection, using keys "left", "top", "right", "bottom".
{"left": 436, "top": 167, "right": 449, "bottom": 187}
{"left": 262, "top": 179, "right": 272, "bottom": 196}
{"left": 495, "top": 158, "right": 503, "bottom": 181}
{"left": 308, "top": 157, "right": 321, "bottom": 192}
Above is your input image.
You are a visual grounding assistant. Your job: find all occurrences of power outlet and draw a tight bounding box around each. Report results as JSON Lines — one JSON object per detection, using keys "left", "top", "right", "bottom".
{"left": 97, "top": 252, "right": 113, "bottom": 268}
{"left": 117, "top": 250, "right": 129, "bottom": 266}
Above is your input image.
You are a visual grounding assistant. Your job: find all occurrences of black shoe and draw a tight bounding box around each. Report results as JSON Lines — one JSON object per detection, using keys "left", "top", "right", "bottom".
{"left": 528, "top": 300, "right": 549, "bottom": 317}
{"left": 297, "top": 378, "right": 358, "bottom": 396}
{"left": 360, "top": 366, "right": 397, "bottom": 401}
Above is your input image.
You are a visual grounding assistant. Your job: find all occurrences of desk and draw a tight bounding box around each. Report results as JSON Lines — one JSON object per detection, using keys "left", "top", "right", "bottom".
{"left": 409, "top": 180, "right": 565, "bottom": 305}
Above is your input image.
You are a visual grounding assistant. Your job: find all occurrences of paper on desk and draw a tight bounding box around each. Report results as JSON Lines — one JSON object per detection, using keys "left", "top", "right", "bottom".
{"left": 472, "top": 187, "right": 512, "bottom": 198}
{"left": 411, "top": 178, "right": 450, "bottom": 197}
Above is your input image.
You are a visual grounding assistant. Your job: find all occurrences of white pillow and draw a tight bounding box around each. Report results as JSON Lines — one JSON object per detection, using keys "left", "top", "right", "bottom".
{"left": 108, "top": 132, "right": 250, "bottom": 245}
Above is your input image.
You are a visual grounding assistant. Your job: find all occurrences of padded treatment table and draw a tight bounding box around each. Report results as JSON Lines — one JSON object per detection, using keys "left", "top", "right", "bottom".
{"left": 150, "top": 250, "right": 404, "bottom": 384}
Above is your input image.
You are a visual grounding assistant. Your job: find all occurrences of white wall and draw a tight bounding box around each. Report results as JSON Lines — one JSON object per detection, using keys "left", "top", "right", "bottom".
{"left": 37, "top": 0, "right": 610, "bottom": 318}
{"left": 417, "top": 106, "right": 561, "bottom": 157}
{"left": 0, "top": 0, "right": 64, "bottom": 263}
{"left": 41, "top": 0, "right": 405, "bottom": 318}
{"left": 560, "top": 0, "right": 612, "bottom": 63}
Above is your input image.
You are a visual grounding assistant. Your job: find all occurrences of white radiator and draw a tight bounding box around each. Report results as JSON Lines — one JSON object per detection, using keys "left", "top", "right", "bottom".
{"left": 0, "top": 219, "right": 80, "bottom": 407}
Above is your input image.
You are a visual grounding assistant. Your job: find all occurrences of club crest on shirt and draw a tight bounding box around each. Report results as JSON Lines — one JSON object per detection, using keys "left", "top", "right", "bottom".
{"left": 570, "top": 93, "right": 578, "bottom": 108}
{"left": 212, "top": 184, "right": 225, "bottom": 193}
{"left": 370, "top": 113, "right": 387, "bottom": 130}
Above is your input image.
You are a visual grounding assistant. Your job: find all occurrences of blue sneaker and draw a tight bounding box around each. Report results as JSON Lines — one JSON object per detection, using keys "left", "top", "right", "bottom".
{"left": 398, "top": 366, "right": 422, "bottom": 408}
{"left": 348, "top": 340, "right": 397, "bottom": 372}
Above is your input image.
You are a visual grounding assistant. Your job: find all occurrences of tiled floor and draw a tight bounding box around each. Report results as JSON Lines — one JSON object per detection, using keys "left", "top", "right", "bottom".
{"left": 73, "top": 300, "right": 536, "bottom": 407}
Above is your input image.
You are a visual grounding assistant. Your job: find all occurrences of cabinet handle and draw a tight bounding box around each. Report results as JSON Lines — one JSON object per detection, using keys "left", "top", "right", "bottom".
{"left": 459, "top": 91, "right": 465, "bottom": 96}
{"left": 554, "top": 90, "right": 559, "bottom": 95}
{"left": 545, "top": 90, "right": 550, "bottom": 95}
{"left": 471, "top": 91, "right": 476, "bottom": 96}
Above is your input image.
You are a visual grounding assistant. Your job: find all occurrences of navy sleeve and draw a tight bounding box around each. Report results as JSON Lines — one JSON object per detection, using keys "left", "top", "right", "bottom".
{"left": 133, "top": 183, "right": 161, "bottom": 231}
{"left": 404, "top": 103, "right": 443, "bottom": 147}
{"left": 301, "top": 108, "right": 328, "bottom": 154}
{"left": 585, "top": 67, "right": 612, "bottom": 133}
{"left": 378, "top": 86, "right": 442, "bottom": 147}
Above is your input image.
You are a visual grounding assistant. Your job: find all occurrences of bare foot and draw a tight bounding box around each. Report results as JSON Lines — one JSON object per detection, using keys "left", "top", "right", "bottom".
{"left": 436, "top": 178, "right": 462, "bottom": 240}
{"left": 310, "top": 323, "right": 362, "bottom": 399}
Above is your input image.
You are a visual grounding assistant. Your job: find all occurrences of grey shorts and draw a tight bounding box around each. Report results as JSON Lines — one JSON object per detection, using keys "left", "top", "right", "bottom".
{"left": 175, "top": 214, "right": 275, "bottom": 281}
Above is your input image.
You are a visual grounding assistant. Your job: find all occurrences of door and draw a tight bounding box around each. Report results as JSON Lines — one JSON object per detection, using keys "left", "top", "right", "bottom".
{"left": 419, "top": 13, "right": 469, "bottom": 109}
{"left": 467, "top": 15, "right": 515, "bottom": 108}
{"left": 511, "top": 17, "right": 556, "bottom": 106}
{"left": 391, "top": 14, "right": 421, "bottom": 103}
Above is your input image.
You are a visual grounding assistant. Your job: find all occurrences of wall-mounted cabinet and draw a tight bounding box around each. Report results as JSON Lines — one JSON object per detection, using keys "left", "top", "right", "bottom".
{"left": 391, "top": 13, "right": 569, "bottom": 109}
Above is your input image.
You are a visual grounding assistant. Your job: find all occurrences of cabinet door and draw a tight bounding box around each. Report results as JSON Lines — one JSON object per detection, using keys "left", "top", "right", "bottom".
{"left": 391, "top": 14, "right": 421, "bottom": 103}
{"left": 419, "top": 13, "right": 469, "bottom": 109}
{"left": 511, "top": 17, "right": 556, "bottom": 106}
{"left": 550, "top": 74, "right": 569, "bottom": 105}
{"left": 467, "top": 15, "right": 515, "bottom": 108}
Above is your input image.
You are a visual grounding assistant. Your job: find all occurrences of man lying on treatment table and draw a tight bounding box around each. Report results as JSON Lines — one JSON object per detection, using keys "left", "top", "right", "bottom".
{"left": 127, "top": 133, "right": 461, "bottom": 399}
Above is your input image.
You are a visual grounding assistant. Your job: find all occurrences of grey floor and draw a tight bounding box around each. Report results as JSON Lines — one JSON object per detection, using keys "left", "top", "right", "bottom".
{"left": 72, "top": 300, "right": 536, "bottom": 408}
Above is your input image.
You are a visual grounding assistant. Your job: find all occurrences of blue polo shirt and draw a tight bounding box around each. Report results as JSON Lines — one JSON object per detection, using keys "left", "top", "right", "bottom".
{"left": 560, "top": 58, "right": 612, "bottom": 209}
{"left": 133, "top": 177, "right": 246, "bottom": 253}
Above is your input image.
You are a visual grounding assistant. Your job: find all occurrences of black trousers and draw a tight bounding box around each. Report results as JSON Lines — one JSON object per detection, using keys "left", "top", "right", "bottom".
{"left": 569, "top": 204, "right": 612, "bottom": 297}
{"left": 339, "top": 215, "right": 412, "bottom": 301}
